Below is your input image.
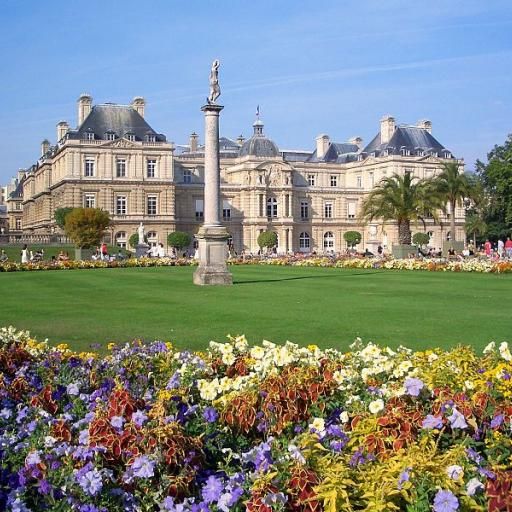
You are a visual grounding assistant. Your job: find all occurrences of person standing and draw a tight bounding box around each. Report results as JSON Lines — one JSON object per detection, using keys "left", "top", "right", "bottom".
{"left": 100, "top": 242, "right": 108, "bottom": 261}
{"left": 157, "top": 243, "right": 165, "bottom": 258}
{"left": 484, "top": 239, "right": 492, "bottom": 258}
{"left": 505, "top": 237, "right": 512, "bottom": 259}
{"left": 21, "top": 244, "right": 29, "bottom": 264}
{"left": 497, "top": 238, "right": 505, "bottom": 258}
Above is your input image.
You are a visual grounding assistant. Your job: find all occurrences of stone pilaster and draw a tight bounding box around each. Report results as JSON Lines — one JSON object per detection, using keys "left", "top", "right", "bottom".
{"left": 193, "top": 103, "right": 232, "bottom": 286}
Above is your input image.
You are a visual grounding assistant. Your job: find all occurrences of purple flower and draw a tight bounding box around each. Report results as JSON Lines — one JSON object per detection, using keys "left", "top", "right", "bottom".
{"left": 38, "top": 478, "right": 52, "bottom": 495}
{"left": 0, "top": 407, "right": 12, "bottom": 420}
{"left": 132, "top": 410, "right": 148, "bottom": 428}
{"left": 202, "top": 475, "right": 224, "bottom": 503}
{"left": 466, "top": 478, "right": 484, "bottom": 496}
{"left": 490, "top": 414, "right": 504, "bottom": 429}
{"left": 433, "top": 489, "right": 459, "bottom": 512}
{"left": 422, "top": 414, "right": 443, "bottom": 429}
{"left": 404, "top": 377, "right": 424, "bottom": 397}
{"left": 77, "top": 467, "right": 103, "bottom": 496}
{"left": 398, "top": 468, "right": 410, "bottom": 489}
{"left": 466, "top": 448, "right": 482, "bottom": 464}
{"left": 67, "top": 383, "right": 80, "bottom": 396}
{"left": 110, "top": 416, "right": 124, "bottom": 430}
{"left": 202, "top": 407, "right": 218, "bottom": 423}
{"left": 25, "top": 451, "right": 41, "bottom": 466}
{"left": 166, "top": 372, "right": 181, "bottom": 389}
{"left": 448, "top": 408, "right": 468, "bottom": 429}
{"left": 131, "top": 455, "right": 155, "bottom": 478}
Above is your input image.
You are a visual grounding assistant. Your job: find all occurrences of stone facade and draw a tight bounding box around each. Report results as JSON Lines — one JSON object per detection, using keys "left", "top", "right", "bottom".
{"left": 7, "top": 95, "right": 465, "bottom": 253}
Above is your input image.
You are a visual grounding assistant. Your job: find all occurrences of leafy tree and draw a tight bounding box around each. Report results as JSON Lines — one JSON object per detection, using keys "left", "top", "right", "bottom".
{"left": 257, "top": 230, "right": 278, "bottom": 249}
{"left": 167, "top": 231, "right": 192, "bottom": 251}
{"left": 464, "top": 174, "right": 488, "bottom": 247}
{"left": 343, "top": 231, "right": 362, "bottom": 248}
{"left": 476, "top": 134, "right": 512, "bottom": 239}
{"left": 54, "top": 207, "right": 74, "bottom": 230}
{"left": 64, "top": 208, "right": 110, "bottom": 248}
{"left": 412, "top": 232, "right": 430, "bottom": 247}
{"left": 430, "top": 161, "right": 471, "bottom": 242}
{"left": 360, "top": 173, "right": 439, "bottom": 245}
{"left": 129, "top": 232, "right": 147, "bottom": 248}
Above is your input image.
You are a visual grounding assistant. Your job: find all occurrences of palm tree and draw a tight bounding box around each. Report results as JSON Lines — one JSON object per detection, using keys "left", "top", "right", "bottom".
{"left": 360, "top": 173, "right": 440, "bottom": 245}
{"left": 464, "top": 175, "right": 488, "bottom": 247}
{"left": 431, "top": 162, "right": 471, "bottom": 242}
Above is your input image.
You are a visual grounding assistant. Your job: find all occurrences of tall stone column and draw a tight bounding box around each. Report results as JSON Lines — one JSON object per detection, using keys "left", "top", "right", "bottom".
{"left": 193, "top": 104, "right": 233, "bottom": 285}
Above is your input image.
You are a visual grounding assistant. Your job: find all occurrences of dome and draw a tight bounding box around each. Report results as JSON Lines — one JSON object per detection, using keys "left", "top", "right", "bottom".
{"left": 239, "top": 118, "right": 279, "bottom": 158}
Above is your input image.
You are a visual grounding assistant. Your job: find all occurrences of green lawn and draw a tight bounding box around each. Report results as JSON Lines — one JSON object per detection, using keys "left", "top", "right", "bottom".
{"left": 0, "top": 265, "right": 510, "bottom": 353}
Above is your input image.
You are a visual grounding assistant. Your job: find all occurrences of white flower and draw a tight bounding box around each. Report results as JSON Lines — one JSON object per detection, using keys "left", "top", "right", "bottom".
{"left": 309, "top": 417, "right": 325, "bottom": 434}
{"left": 427, "top": 353, "right": 439, "bottom": 363}
{"left": 466, "top": 477, "right": 484, "bottom": 496}
{"left": 446, "top": 464, "right": 464, "bottom": 480}
{"left": 368, "top": 399, "right": 384, "bottom": 414}
{"left": 499, "top": 342, "right": 512, "bottom": 362}
{"left": 483, "top": 341, "right": 496, "bottom": 354}
{"left": 464, "top": 380, "right": 475, "bottom": 391}
{"left": 250, "top": 346, "right": 265, "bottom": 360}
{"left": 221, "top": 352, "right": 236, "bottom": 366}
{"left": 339, "top": 411, "right": 349, "bottom": 424}
{"left": 234, "top": 335, "right": 248, "bottom": 352}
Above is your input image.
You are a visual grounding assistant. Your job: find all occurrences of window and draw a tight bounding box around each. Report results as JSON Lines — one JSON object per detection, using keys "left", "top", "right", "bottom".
{"left": 307, "top": 174, "right": 316, "bottom": 186}
{"left": 116, "top": 159, "right": 126, "bottom": 178}
{"left": 116, "top": 195, "right": 127, "bottom": 215}
{"left": 299, "top": 232, "right": 310, "bottom": 250}
{"left": 84, "top": 193, "right": 96, "bottom": 208}
{"left": 323, "top": 231, "right": 334, "bottom": 250}
{"left": 300, "top": 200, "right": 309, "bottom": 220}
{"left": 347, "top": 202, "right": 356, "bottom": 219}
{"left": 183, "top": 169, "right": 192, "bottom": 184}
{"left": 401, "top": 148, "right": 410, "bottom": 156}
{"left": 125, "top": 133, "right": 135, "bottom": 142}
{"left": 147, "top": 231, "right": 158, "bottom": 248}
{"left": 267, "top": 197, "right": 278, "bottom": 218}
{"left": 85, "top": 131, "right": 94, "bottom": 141}
{"left": 222, "top": 200, "right": 231, "bottom": 221}
{"left": 324, "top": 201, "right": 333, "bottom": 219}
{"left": 369, "top": 172, "right": 374, "bottom": 188}
{"left": 15, "top": 203, "right": 21, "bottom": 210}
{"left": 147, "top": 195, "right": 157, "bottom": 215}
{"left": 195, "top": 199, "right": 204, "bottom": 221}
{"left": 356, "top": 175, "right": 362, "bottom": 188}
{"left": 105, "top": 132, "right": 116, "bottom": 141}
{"left": 145, "top": 134, "right": 156, "bottom": 142}
{"left": 147, "top": 159, "right": 157, "bottom": 178}
{"left": 15, "top": 219, "right": 22, "bottom": 230}
{"left": 84, "top": 158, "right": 95, "bottom": 177}
{"left": 116, "top": 231, "right": 127, "bottom": 248}
{"left": 330, "top": 175, "right": 338, "bottom": 187}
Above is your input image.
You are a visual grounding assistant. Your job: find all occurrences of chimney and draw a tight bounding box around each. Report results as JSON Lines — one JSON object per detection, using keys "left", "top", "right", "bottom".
{"left": 77, "top": 94, "right": 92, "bottom": 126}
{"left": 57, "top": 121, "right": 69, "bottom": 141}
{"left": 380, "top": 115, "right": 396, "bottom": 144}
{"left": 237, "top": 134, "right": 245, "bottom": 146}
{"left": 417, "top": 119, "right": 432, "bottom": 133}
{"left": 132, "top": 96, "right": 145, "bottom": 117}
{"left": 348, "top": 136, "right": 363, "bottom": 149}
{"left": 189, "top": 132, "right": 198, "bottom": 152}
{"left": 41, "top": 139, "right": 50, "bottom": 157}
{"left": 316, "top": 134, "right": 330, "bottom": 159}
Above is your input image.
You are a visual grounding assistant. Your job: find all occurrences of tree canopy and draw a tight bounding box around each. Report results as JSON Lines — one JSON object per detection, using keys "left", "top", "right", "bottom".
{"left": 360, "top": 173, "right": 440, "bottom": 245}
{"left": 343, "top": 231, "right": 362, "bottom": 248}
{"left": 54, "top": 207, "right": 74, "bottom": 230}
{"left": 167, "top": 231, "right": 192, "bottom": 251}
{"left": 257, "top": 231, "right": 278, "bottom": 249}
{"left": 476, "top": 134, "right": 512, "bottom": 239}
{"left": 64, "top": 208, "right": 110, "bottom": 248}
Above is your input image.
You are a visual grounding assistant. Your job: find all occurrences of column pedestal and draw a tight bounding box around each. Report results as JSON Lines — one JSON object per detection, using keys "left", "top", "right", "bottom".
{"left": 193, "top": 225, "right": 232, "bottom": 285}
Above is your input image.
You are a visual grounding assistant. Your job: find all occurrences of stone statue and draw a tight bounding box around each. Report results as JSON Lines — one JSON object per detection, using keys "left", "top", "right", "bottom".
{"left": 207, "top": 59, "right": 221, "bottom": 104}
{"left": 138, "top": 222, "right": 145, "bottom": 244}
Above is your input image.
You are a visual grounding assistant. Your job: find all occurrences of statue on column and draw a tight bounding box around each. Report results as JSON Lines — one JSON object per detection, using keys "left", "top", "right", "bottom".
{"left": 207, "top": 59, "right": 221, "bottom": 104}
{"left": 138, "top": 222, "right": 145, "bottom": 244}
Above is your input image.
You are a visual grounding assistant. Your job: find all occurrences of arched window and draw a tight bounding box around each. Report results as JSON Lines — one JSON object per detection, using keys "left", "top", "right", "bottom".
{"left": 299, "top": 232, "right": 310, "bottom": 251}
{"left": 323, "top": 231, "right": 334, "bottom": 251}
{"left": 115, "top": 231, "right": 127, "bottom": 248}
{"left": 266, "top": 197, "right": 277, "bottom": 218}
{"left": 147, "top": 231, "right": 158, "bottom": 247}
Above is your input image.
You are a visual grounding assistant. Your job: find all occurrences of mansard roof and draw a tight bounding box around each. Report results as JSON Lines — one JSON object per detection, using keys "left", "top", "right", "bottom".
{"left": 307, "top": 142, "right": 360, "bottom": 163}
{"left": 363, "top": 126, "right": 448, "bottom": 156}
{"left": 67, "top": 104, "right": 167, "bottom": 142}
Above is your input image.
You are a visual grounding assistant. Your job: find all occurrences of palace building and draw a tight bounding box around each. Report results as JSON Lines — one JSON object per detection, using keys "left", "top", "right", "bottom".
{"left": 5, "top": 94, "right": 465, "bottom": 254}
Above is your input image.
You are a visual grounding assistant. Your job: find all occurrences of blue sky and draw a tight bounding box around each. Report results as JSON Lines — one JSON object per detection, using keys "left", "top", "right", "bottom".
{"left": 1, "top": 0, "right": 511, "bottom": 183}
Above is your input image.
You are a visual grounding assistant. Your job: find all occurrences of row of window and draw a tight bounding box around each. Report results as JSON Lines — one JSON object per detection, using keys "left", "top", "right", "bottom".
{"left": 259, "top": 198, "right": 358, "bottom": 220}
{"left": 84, "top": 132, "right": 157, "bottom": 143}
{"left": 194, "top": 199, "right": 231, "bottom": 221}
{"left": 84, "top": 158, "right": 158, "bottom": 178}
{"left": 84, "top": 194, "right": 158, "bottom": 215}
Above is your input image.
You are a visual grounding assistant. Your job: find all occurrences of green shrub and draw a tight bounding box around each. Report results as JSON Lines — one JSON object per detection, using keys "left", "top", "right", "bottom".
{"left": 412, "top": 232, "right": 430, "bottom": 247}
{"left": 344, "top": 231, "right": 362, "bottom": 248}
{"left": 167, "top": 231, "right": 192, "bottom": 251}
{"left": 54, "top": 207, "right": 74, "bottom": 229}
{"left": 257, "top": 230, "right": 278, "bottom": 249}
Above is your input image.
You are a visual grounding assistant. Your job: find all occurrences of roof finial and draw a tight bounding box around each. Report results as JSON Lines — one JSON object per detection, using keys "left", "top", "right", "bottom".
{"left": 253, "top": 105, "right": 264, "bottom": 135}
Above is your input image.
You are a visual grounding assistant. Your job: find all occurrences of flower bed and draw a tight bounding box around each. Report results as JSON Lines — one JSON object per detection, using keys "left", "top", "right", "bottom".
{"left": 1, "top": 255, "right": 512, "bottom": 274}
{"left": 1, "top": 327, "right": 512, "bottom": 511}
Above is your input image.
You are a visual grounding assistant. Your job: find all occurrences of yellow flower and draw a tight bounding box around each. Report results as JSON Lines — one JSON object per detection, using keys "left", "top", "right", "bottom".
{"left": 107, "top": 342, "right": 116, "bottom": 351}
{"left": 307, "top": 344, "right": 319, "bottom": 352}
{"left": 56, "top": 343, "right": 69, "bottom": 351}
